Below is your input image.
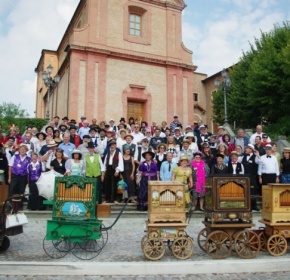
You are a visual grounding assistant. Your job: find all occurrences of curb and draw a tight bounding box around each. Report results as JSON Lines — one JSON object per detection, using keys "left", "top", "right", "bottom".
{"left": 0, "top": 259, "right": 289, "bottom": 276}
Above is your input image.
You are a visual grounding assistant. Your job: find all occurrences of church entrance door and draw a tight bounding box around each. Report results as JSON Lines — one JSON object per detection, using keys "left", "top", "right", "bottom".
{"left": 127, "top": 101, "right": 144, "bottom": 124}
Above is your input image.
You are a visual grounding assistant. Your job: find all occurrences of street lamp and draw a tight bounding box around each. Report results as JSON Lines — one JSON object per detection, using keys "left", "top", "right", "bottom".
{"left": 214, "top": 68, "right": 231, "bottom": 126}
{"left": 42, "top": 64, "right": 60, "bottom": 122}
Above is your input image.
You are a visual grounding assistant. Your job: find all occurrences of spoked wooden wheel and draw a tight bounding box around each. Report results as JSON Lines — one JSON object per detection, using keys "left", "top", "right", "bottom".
{"left": 205, "top": 230, "right": 232, "bottom": 259}
{"left": 234, "top": 230, "right": 260, "bottom": 259}
{"left": 267, "top": 234, "right": 287, "bottom": 256}
{"left": 197, "top": 228, "right": 207, "bottom": 252}
{"left": 70, "top": 226, "right": 104, "bottom": 260}
{"left": 143, "top": 238, "right": 165, "bottom": 261}
{"left": 171, "top": 237, "right": 194, "bottom": 259}
{"left": 43, "top": 236, "right": 72, "bottom": 259}
{"left": 258, "top": 231, "right": 267, "bottom": 251}
{"left": 141, "top": 235, "right": 148, "bottom": 249}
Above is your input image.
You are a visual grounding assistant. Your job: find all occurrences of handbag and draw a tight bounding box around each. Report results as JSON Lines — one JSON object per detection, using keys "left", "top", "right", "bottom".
{"left": 6, "top": 213, "right": 28, "bottom": 229}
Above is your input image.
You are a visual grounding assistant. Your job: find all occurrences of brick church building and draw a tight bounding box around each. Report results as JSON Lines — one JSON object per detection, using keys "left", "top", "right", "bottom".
{"left": 35, "top": 0, "right": 197, "bottom": 125}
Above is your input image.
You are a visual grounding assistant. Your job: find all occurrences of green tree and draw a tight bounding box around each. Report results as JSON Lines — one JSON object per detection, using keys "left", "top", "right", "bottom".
{"left": 0, "top": 102, "right": 29, "bottom": 118}
{"left": 213, "top": 21, "right": 290, "bottom": 134}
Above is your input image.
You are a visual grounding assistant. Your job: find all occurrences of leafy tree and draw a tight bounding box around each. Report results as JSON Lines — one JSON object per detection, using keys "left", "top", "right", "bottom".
{"left": 0, "top": 102, "right": 29, "bottom": 118}
{"left": 213, "top": 21, "right": 290, "bottom": 134}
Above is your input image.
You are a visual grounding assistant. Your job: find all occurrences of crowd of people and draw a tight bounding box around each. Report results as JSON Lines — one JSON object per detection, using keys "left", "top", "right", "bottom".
{"left": 0, "top": 115, "right": 289, "bottom": 212}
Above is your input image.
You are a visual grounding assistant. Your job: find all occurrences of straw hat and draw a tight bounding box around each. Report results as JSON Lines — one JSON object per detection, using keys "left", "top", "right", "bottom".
{"left": 283, "top": 147, "right": 290, "bottom": 153}
{"left": 179, "top": 156, "right": 190, "bottom": 164}
{"left": 47, "top": 140, "right": 58, "bottom": 147}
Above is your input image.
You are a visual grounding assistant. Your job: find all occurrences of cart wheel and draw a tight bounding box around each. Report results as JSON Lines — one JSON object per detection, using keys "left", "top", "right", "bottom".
{"left": 0, "top": 236, "right": 10, "bottom": 252}
{"left": 171, "top": 237, "right": 194, "bottom": 260}
{"left": 143, "top": 238, "right": 165, "bottom": 261}
{"left": 267, "top": 234, "right": 287, "bottom": 257}
{"left": 197, "top": 228, "right": 207, "bottom": 252}
{"left": 234, "top": 230, "right": 260, "bottom": 259}
{"left": 205, "top": 230, "right": 232, "bottom": 259}
{"left": 43, "top": 236, "right": 71, "bottom": 259}
{"left": 258, "top": 231, "right": 267, "bottom": 251}
{"left": 71, "top": 225, "right": 105, "bottom": 260}
{"left": 148, "top": 230, "right": 159, "bottom": 238}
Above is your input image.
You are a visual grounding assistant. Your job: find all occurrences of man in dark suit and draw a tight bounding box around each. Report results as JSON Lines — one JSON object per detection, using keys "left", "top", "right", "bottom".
{"left": 196, "top": 125, "right": 212, "bottom": 150}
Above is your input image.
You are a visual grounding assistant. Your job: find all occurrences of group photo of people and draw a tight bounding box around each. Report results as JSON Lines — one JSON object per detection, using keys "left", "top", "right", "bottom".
{"left": 0, "top": 115, "right": 289, "bottom": 212}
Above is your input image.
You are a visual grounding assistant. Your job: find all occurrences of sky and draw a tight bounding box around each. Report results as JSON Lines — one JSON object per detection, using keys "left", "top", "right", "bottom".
{"left": 0, "top": 0, "right": 289, "bottom": 117}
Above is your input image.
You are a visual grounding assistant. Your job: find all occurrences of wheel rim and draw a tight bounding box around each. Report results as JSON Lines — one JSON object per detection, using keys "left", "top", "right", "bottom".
{"left": 43, "top": 235, "right": 71, "bottom": 259}
{"left": 197, "top": 228, "right": 207, "bottom": 252}
{"left": 267, "top": 235, "right": 287, "bottom": 257}
{"left": 234, "top": 230, "right": 260, "bottom": 259}
{"left": 143, "top": 238, "right": 165, "bottom": 261}
{"left": 148, "top": 230, "right": 159, "bottom": 238}
{"left": 258, "top": 232, "right": 267, "bottom": 251}
{"left": 171, "top": 237, "right": 194, "bottom": 260}
{"left": 205, "top": 230, "right": 232, "bottom": 259}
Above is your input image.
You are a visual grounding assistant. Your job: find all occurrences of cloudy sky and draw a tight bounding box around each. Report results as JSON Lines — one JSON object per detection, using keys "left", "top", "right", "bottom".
{"left": 0, "top": 0, "right": 289, "bottom": 116}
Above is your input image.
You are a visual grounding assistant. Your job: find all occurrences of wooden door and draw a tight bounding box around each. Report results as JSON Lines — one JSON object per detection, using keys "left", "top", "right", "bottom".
{"left": 127, "top": 101, "right": 144, "bottom": 124}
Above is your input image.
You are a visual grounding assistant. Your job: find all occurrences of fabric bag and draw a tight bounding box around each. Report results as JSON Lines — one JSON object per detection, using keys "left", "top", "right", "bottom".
{"left": 6, "top": 213, "right": 28, "bottom": 229}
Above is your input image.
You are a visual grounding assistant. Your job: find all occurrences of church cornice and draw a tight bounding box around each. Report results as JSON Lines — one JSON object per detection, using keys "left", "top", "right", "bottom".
{"left": 139, "top": 0, "right": 186, "bottom": 11}
{"left": 65, "top": 44, "right": 197, "bottom": 71}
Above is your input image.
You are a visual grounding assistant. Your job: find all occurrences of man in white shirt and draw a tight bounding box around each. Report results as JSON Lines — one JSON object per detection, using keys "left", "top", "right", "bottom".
{"left": 131, "top": 124, "right": 144, "bottom": 145}
{"left": 249, "top": 125, "right": 271, "bottom": 145}
{"left": 256, "top": 144, "right": 279, "bottom": 185}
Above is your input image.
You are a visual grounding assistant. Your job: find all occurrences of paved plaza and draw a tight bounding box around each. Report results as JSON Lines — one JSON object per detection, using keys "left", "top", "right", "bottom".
{"left": 0, "top": 216, "right": 290, "bottom": 278}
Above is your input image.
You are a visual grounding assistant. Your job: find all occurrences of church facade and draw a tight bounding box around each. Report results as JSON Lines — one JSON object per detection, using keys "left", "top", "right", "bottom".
{"left": 35, "top": 0, "right": 196, "bottom": 125}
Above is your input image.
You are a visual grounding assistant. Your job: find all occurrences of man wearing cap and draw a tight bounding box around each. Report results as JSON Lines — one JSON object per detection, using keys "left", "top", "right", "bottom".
{"left": 59, "top": 133, "right": 76, "bottom": 158}
{"left": 104, "top": 140, "right": 124, "bottom": 203}
{"left": 69, "top": 126, "right": 82, "bottom": 148}
{"left": 227, "top": 151, "right": 244, "bottom": 175}
{"left": 109, "top": 119, "right": 118, "bottom": 132}
{"left": 196, "top": 125, "right": 212, "bottom": 150}
{"left": 170, "top": 115, "right": 182, "bottom": 133}
{"left": 122, "top": 134, "right": 136, "bottom": 157}
{"left": 84, "top": 142, "right": 106, "bottom": 204}
{"left": 238, "top": 144, "right": 260, "bottom": 210}
{"left": 78, "top": 120, "right": 90, "bottom": 139}
{"left": 78, "top": 116, "right": 86, "bottom": 128}
{"left": 8, "top": 144, "right": 31, "bottom": 197}
{"left": 61, "top": 116, "right": 69, "bottom": 126}
{"left": 179, "top": 139, "right": 194, "bottom": 162}
{"left": 89, "top": 128, "right": 99, "bottom": 146}
{"left": 233, "top": 129, "right": 249, "bottom": 153}
{"left": 217, "top": 126, "right": 226, "bottom": 144}
{"left": 173, "top": 127, "right": 184, "bottom": 149}
{"left": 149, "top": 128, "right": 166, "bottom": 153}
{"left": 256, "top": 144, "right": 280, "bottom": 185}
{"left": 249, "top": 125, "right": 271, "bottom": 145}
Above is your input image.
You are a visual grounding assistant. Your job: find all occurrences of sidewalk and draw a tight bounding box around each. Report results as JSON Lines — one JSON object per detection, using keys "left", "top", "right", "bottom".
{"left": 1, "top": 216, "right": 290, "bottom": 276}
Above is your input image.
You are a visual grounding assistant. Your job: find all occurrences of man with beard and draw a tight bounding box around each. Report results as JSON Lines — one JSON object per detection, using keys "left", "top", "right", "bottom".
{"left": 134, "top": 137, "right": 153, "bottom": 168}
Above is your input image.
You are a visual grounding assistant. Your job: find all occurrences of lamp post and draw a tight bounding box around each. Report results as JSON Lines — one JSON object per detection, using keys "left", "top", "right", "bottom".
{"left": 42, "top": 64, "right": 60, "bottom": 122}
{"left": 214, "top": 68, "right": 231, "bottom": 126}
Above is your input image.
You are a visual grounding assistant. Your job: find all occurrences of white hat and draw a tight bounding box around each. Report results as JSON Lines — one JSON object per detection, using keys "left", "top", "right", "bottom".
{"left": 109, "top": 119, "right": 114, "bottom": 122}
{"left": 246, "top": 144, "right": 255, "bottom": 151}
{"left": 174, "top": 127, "right": 181, "bottom": 131}
{"left": 199, "top": 125, "right": 206, "bottom": 130}
{"left": 265, "top": 144, "right": 272, "bottom": 149}
{"left": 185, "top": 132, "right": 195, "bottom": 139}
